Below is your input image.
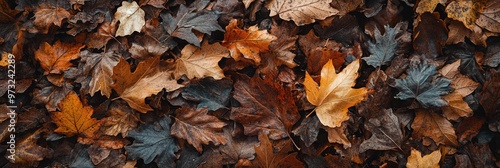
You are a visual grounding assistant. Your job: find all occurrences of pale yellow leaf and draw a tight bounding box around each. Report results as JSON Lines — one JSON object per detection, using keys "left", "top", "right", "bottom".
{"left": 114, "top": 1, "right": 145, "bottom": 36}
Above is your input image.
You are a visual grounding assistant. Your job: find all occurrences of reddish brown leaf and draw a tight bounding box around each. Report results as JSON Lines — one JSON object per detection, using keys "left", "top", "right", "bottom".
{"left": 34, "top": 41, "right": 85, "bottom": 75}
{"left": 231, "top": 74, "right": 299, "bottom": 140}
{"left": 411, "top": 109, "right": 458, "bottom": 146}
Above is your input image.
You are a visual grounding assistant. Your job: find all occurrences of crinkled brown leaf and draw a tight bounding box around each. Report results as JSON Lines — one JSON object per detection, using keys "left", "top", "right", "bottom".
{"left": 171, "top": 106, "right": 227, "bottom": 153}
{"left": 231, "top": 74, "right": 299, "bottom": 140}
{"left": 52, "top": 91, "right": 101, "bottom": 138}
{"left": 253, "top": 131, "right": 303, "bottom": 168}
{"left": 266, "top": 0, "right": 338, "bottom": 26}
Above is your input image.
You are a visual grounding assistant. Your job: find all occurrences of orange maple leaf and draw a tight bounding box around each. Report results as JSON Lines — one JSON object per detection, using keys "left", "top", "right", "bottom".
{"left": 51, "top": 91, "right": 101, "bottom": 138}
{"left": 303, "top": 59, "right": 368, "bottom": 128}
{"left": 221, "top": 19, "right": 276, "bottom": 65}
{"left": 34, "top": 41, "right": 85, "bottom": 75}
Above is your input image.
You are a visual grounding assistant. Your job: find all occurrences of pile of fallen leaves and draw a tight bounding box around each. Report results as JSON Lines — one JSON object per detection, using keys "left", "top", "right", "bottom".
{"left": 0, "top": 0, "right": 499, "bottom": 167}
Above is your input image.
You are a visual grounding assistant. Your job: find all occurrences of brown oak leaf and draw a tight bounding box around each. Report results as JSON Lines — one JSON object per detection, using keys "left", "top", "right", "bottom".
{"left": 266, "top": 0, "right": 338, "bottom": 26}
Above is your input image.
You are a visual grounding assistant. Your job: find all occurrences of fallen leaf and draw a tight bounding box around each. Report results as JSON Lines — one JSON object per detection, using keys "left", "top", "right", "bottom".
{"left": 363, "top": 22, "right": 410, "bottom": 68}
{"left": 416, "top": 0, "right": 446, "bottom": 14}
{"left": 31, "top": 82, "right": 73, "bottom": 112}
{"left": 35, "top": 41, "right": 85, "bottom": 75}
{"left": 33, "top": 4, "right": 71, "bottom": 33}
{"left": 479, "top": 71, "right": 500, "bottom": 132}
{"left": 406, "top": 148, "right": 441, "bottom": 168}
{"left": 129, "top": 35, "right": 168, "bottom": 61}
{"left": 253, "top": 131, "right": 303, "bottom": 168}
{"left": 111, "top": 57, "right": 183, "bottom": 113}
{"left": 231, "top": 74, "right": 299, "bottom": 140}
{"left": 266, "top": 0, "right": 339, "bottom": 26}
{"left": 114, "top": 1, "right": 145, "bottom": 36}
{"left": 219, "top": 126, "right": 258, "bottom": 165}
{"left": 161, "top": 2, "right": 223, "bottom": 46}
{"left": 174, "top": 41, "right": 229, "bottom": 80}
{"left": 484, "top": 40, "right": 500, "bottom": 67}
{"left": 445, "top": 0, "right": 484, "bottom": 31}
{"left": 299, "top": 30, "right": 345, "bottom": 77}
{"left": 0, "top": 0, "right": 19, "bottom": 23}
{"left": 359, "top": 109, "right": 403, "bottom": 152}
{"left": 439, "top": 60, "right": 479, "bottom": 120}
{"left": 476, "top": 1, "right": 500, "bottom": 33}
{"left": 171, "top": 107, "right": 227, "bottom": 153}
{"left": 86, "top": 21, "right": 117, "bottom": 49}
{"left": 11, "top": 128, "right": 54, "bottom": 167}
{"left": 125, "top": 116, "right": 179, "bottom": 166}
{"left": 324, "top": 124, "right": 351, "bottom": 149}
{"left": 51, "top": 91, "right": 101, "bottom": 138}
{"left": 292, "top": 115, "right": 321, "bottom": 147}
{"left": 80, "top": 48, "right": 120, "bottom": 98}
{"left": 221, "top": 19, "right": 277, "bottom": 65}
{"left": 412, "top": 109, "right": 458, "bottom": 146}
{"left": 303, "top": 59, "right": 368, "bottom": 128}
{"left": 413, "top": 12, "right": 448, "bottom": 58}
{"left": 394, "top": 63, "right": 452, "bottom": 108}
{"left": 181, "top": 77, "right": 232, "bottom": 111}
{"left": 101, "top": 100, "right": 140, "bottom": 137}
{"left": 331, "top": 0, "right": 362, "bottom": 16}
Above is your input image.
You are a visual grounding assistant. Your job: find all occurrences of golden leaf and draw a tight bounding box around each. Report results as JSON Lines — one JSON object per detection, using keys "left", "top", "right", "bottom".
{"left": 303, "top": 59, "right": 368, "bottom": 128}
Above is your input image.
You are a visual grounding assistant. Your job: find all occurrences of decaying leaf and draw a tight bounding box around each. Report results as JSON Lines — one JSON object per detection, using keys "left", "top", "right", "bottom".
{"left": 416, "top": 0, "right": 446, "bottom": 14}
{"left": 406, "top": 148, "right": 441, "bottom": 168}
{"left": 114, "top": 1, "right": 145, "bottom": 36}
{"left": 266, "top": 0, "right": 339, "bottom": 26}
{"left": 359, "top": 109, "right": 403, "bottom": 152}
{"left": 101, "top": 100, "right": 140, "bottom": 137}
{"left": 303, "top": 59, "right": 368, "bottom": 128}
{"left": 231, "top": 74, "right": 299, "bottom": 140}
{"left": 412, "top": 109, "right": 458, "bottom": 146}
{"left": 174, "top": 41, "right": 229, "bottom": 80}
{"left": 33, "top": 4, "right": 71, "bottom": 33}
{"left": 51, "top": 91, "right": 101, "bottom": 138}
{"left": 35, "top": 41, "right": 85, "bottom": 75}
{"left": 81, "top": 48, "right": 120, "bottom": 98}
{"left": 10, "top": 128, "right": 53, "bottom": 167}
{"left": 222, "top": 19, "right": 277, "bottom": 64}
{"left": 394, "top": 63, "right": 452, "bottom": 108}
{"left": 111, "top": 57, "right": 183, "bottom": 113}
{"left": 439, "top": 60, "right": 479, "bottom": 120}
{"left": 171, "top": 107, "right": 227, "bottom": 153}
{"left": 413, "top": 12, "right": 448, "bottom": 58}
{"left": 253, "top": 131, "right": 303, "bottom": 168}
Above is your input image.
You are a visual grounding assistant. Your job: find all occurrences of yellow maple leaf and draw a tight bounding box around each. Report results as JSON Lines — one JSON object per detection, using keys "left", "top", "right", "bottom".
{"left": 407, "top": 148, "right": 441, "bottom": 168}
{"left": 303, "top": 59, "right": 368, "bottom": 128}
{"left": 51, "top": 91, "right": 101, "bottom": 138}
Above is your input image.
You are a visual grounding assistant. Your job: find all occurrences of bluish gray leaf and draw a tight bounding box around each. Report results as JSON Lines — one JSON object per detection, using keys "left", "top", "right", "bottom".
{"left": 181, "top": 77, "right": 232, "bottom": 111}
{"left": 125, "top": 116, "right": 178, "bottom": 167}
{"left": 161, "top": 5, "right": 223, "bottom": 47}
{"left": 394, "top": 63, "right": 452, "bottom": 107}
{"left": 363, "top": 22, "right": 409, "bottom": 68}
